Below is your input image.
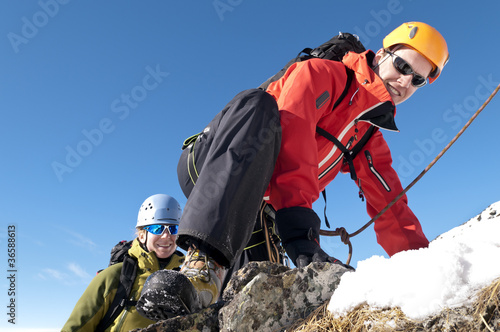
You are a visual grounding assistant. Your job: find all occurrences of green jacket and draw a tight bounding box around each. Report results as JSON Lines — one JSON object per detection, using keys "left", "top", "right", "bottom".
{"left": 62, "top": 239, "right": 184, "bottom": 332}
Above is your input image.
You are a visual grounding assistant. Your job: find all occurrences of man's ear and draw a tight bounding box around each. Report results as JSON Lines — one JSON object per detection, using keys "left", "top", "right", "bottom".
{"left": 373, "top": 47, "right": 386, "bottom": 66}
{"left": 138, "top": 230, "right": 146, "bottom": 244}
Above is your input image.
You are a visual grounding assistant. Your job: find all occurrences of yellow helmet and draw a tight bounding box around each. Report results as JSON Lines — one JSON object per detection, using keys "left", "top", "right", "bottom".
{"left": 383, "top": 22, "right": 449, "bottom": 84}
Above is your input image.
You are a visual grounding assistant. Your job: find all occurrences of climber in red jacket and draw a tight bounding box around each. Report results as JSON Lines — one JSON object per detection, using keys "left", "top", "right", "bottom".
{"left": 137, "top": 21, "right": 450, "bottom": 319}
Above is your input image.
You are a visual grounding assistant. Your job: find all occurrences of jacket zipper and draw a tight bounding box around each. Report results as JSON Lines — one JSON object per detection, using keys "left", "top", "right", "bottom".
{"left": 364, "top": 150, "right": 391, "bottom": 192}
{"left": 114, "top": 307, "right": 128, "bottom": 331}
{"left": 319, "top": 154, "right": 343, "bottom": 180}
{"left": 114, "top": 292, "right": 137, "bottom": 331}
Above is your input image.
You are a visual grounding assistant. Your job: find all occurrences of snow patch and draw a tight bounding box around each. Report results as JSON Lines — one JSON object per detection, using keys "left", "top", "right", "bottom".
{"left": 328, "top": 201, "right": 500, "bottom": 320}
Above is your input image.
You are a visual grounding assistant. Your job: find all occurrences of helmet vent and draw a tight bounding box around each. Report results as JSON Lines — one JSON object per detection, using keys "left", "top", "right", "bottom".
{"left": 409, "top": 26, "right": 418, "bottom": 39}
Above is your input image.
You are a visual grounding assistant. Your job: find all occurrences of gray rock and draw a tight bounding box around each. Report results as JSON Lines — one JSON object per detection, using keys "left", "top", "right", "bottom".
{"left": 219, "top": 261, "right": 351, "bottom": 332}
{"left": 133, "top": 261, "right": 351, "bottom": 332}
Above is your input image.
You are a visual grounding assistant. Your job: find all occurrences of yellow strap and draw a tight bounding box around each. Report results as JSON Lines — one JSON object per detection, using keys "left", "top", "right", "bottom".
{"left": 187, "top": 140, "right": 200, "bottom": 186}
{"left": 244, "top": 240, "right": 266, "bottom": 250}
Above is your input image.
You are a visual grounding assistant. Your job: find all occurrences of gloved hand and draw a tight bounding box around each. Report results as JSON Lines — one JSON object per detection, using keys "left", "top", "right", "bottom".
{"left": 275, "top": 206, "right": 354, "bottom": 270}
{"left": 285, "top": 237, "right": 354, "bottom": 270}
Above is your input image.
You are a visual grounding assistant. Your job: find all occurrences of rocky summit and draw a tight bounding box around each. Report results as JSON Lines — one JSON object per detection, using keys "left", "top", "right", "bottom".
{"left": 132, "top": 261, "right": 351, "bottom": 332}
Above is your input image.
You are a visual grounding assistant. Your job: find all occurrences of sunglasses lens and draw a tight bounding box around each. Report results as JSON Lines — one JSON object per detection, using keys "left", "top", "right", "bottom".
{"left": 393, "top": 56, "right": 412, "bottom": 76}
{"left": 392, "top": 54, "right": 427, "bottom": 88}
{"left": 144, "top": 224, "right": 165, "bottom": 235}
{"left": 411, "top": 75, "right": 426, "bottom": 87}
{"left": 168, "top": 225, "right": 179, "bottom": 235}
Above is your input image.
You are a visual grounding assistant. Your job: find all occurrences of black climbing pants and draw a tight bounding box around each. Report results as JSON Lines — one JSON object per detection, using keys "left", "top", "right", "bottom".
{"left": 177, "top": 89, "right": 281, "bottom": 267}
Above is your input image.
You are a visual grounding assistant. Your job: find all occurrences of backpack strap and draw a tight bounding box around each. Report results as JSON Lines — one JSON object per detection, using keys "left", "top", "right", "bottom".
{"left": 331, "top": 67, "right": 354, "bottom": 112}
{"left": 351, "top": 125, "right": 376, "bottom": 157}
{"left": 316, "top": 126, "right": 357, "bottom": 181}
{"left": 316, "top": 125, "right": 376, "bottom": 228}
{"left": 316, "top": 124, "right": 376, "bottom": 181}
{"left": 95, "top": 254, "right": 138, "bottom": 332}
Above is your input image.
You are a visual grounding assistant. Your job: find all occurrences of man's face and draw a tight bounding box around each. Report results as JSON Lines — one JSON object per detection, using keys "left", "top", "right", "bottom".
{"left": 373, "top": 46, "right": 433, "bottom": 105}
{"left": 139, "top": 226, "right": 178, "bottom": 259}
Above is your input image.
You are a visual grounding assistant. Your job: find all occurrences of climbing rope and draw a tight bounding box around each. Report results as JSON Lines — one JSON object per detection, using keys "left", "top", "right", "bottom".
{"left": 320, "top": 83, "right": 500, "bottom": 265}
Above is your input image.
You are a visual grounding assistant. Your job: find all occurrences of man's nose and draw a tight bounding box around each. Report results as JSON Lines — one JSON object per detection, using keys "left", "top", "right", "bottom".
{"left": 398, "top": 74, "right": 412, "bottom": 89}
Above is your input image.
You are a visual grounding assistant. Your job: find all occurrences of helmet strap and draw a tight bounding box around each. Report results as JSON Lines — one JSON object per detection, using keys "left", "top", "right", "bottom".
{"left": 138, "top": 232, "right": 150, "bottom": 252}
{"left": 373, "top": 51, "right": 391, "bottom": 70}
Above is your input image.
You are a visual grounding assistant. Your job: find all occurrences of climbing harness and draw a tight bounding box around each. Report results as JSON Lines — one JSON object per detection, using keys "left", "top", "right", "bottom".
{"left": 320, "top": 83, "right": 500, "bottom": 265}
{"left": 255, "top": 202, "right": 289, "bottom": 267}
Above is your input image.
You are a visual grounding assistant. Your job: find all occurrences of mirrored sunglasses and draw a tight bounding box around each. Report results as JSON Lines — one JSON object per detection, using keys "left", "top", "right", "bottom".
{"left": 143, "top": 224, "right": 179, "bottom": 236}
{"left": 386, "top": 51, "right": 427, "bottom": 88}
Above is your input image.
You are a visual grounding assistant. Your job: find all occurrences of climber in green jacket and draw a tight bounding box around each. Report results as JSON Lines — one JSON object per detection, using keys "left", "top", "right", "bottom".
{"left": 62, "top": 194, "right": 185, "bottom": 332}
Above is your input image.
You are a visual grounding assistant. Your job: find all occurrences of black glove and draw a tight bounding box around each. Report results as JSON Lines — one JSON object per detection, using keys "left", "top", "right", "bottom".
{"left": 285, "top": 238, "right": 353, "bottom": 270}
{"left": 275, "top": 207, "right": 354, "bottom": 270}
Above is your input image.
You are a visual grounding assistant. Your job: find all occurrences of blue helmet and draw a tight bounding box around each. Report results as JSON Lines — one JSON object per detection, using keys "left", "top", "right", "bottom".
{"left": 136, "top": 194, "right": 182, "bottom": 228}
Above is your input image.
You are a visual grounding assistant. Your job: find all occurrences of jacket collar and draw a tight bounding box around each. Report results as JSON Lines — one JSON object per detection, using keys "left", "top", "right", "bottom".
{"left": 130, "top": 238, "right": 159, "bottom": 271}
{"left": 129, "top": 238, "right": 184, "bottom": 271}
{"left": 342, "top": 51, "right": 399, "bottom": 132}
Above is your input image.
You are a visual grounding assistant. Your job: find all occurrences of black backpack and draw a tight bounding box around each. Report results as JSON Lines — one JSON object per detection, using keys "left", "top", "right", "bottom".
{"left": 108, "top": 240, "right": 134, "bottom": 266}
{"left": 258, "top": 32, "right": 366, "bottom": 90}
{"left": 95, "top": 240, "right": 138, "bottom": 332}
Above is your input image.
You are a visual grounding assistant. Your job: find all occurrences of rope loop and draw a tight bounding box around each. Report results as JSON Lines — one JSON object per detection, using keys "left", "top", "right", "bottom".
{"left": 335, "top": 227, "right": 350, "bottom": 245}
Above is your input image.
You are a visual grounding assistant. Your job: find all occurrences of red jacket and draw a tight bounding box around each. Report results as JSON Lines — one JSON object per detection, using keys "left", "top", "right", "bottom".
{"left": 263, "top": 51, "right": 429, "bottom": 256}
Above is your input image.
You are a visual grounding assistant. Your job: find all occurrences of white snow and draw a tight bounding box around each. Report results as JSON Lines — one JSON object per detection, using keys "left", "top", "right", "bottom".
{"left": 328, "top": 201, "right": 500, "bottom": 320}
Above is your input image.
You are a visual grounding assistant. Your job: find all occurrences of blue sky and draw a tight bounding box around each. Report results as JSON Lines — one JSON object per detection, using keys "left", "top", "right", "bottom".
{"left": 0, "top": 1, "right": 499, "bottom": 330}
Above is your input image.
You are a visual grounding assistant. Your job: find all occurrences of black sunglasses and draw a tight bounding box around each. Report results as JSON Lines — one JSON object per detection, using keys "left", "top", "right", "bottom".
{"left": 386, "top": 50, "right": 427, "bottom": 88}
{"left": 143, "top": 224, "right": 179, "bottom": 236}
